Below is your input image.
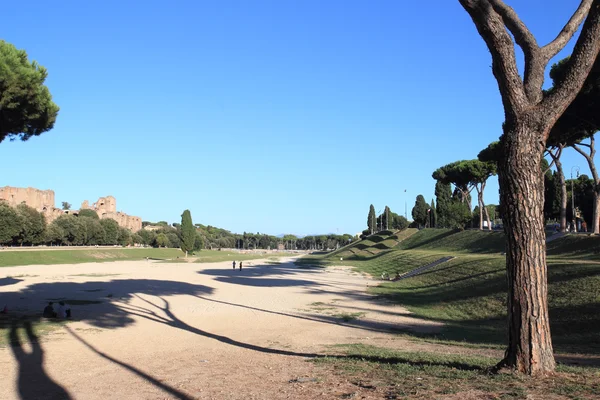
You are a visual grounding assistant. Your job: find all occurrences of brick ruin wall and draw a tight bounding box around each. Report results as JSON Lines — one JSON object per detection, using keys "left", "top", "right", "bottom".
{"left": 0, "top": 186, "right": 142, "bottom": 232}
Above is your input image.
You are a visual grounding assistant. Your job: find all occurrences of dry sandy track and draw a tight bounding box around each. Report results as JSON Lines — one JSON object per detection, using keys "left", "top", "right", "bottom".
{"left": 1, "top": 257, "right": 443, "bottom": 399}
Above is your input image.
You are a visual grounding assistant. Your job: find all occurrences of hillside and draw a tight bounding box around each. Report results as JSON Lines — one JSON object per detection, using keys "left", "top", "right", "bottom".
{"left": 299, "top": 228, "right": 600, "bottom": 354}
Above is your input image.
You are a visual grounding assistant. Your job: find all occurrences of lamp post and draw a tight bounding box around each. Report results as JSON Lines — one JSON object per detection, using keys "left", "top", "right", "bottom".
{"left": 571, "top": 166, "right": 580, "bottom": 233}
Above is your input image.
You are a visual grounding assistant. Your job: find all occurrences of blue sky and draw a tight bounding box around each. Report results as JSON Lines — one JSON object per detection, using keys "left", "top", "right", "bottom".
{"left": 1, "top": 1, "right": 593, "bottom": 236}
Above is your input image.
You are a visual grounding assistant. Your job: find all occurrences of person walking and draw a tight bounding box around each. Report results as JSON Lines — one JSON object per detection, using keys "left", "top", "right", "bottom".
{"left": 239, "top": 261, "right": 243, "bottom": 271}
{"left": 232, "top": 260, "right": 236, "bottom": 270}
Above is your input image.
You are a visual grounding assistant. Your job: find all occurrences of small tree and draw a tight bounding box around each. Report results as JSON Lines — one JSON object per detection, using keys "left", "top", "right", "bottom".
{"left": 411, "top": 195, "right": 429, "bottom": 227}
{"left": 78, "top": 209, "right": 99, "bottom": 219}
{"left": 0, "top": 202, "right": 21, "bottom": 245}
{"left": 430, "top": 199, "right": 437, "bottom": 228}
{"left": 435, "top": 181, "right": 453, "bottom": 228}
{"left": 367, "top": 204, "right": 377, "bottom": 234}
{"left": 15, "top": 203, "right": 46, "bottom": 245}
{"left": 180, "top": 209, "right": 195, "bottom": 256}
{"left": 61, "top": 202, "right": 71, "bottom": 211}
{"left": 156, "top": 233, "right": 170, "bottom": 248}
{"left": 100, "top": 219, "right": 120, "bottom": 245}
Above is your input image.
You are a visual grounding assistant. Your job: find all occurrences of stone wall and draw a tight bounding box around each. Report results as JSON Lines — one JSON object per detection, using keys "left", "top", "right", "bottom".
{"left": 0, "top": 186, "right": 55, "bottom": 210}
{"left": 81, "top": 196, "right": 141, "bottom": 232}
{"left": 1, "top": 186, "right": 142, "bottom": 231}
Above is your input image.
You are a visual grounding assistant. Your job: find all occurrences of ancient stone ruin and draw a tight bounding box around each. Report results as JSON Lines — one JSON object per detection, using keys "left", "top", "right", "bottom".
{"left": 0, "top": 186, "right": 142, "bottom": 232}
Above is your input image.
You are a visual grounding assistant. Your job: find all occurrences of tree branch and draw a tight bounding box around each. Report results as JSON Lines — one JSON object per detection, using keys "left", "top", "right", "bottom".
{"left": 488, "top": 0, "right": 545, "bottom": 102}
{"left": 543, "top": 0, "right": 600, "bottom": 127}
{"left": 459, "top": 0, "right": 527, "bottom": 114}
{"left": 542, "top": 0, "right": 595, "bottom": 59}
{"left": 572, "top": 143, "right": 592, "bottom": 163}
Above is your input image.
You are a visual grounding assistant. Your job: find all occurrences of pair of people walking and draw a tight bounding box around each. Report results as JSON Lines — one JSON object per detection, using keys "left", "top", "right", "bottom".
{"left": 232, "top": 260, "right": 243, "bottom": 270}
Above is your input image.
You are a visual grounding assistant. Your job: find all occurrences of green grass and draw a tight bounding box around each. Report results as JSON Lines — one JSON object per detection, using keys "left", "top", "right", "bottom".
{"left": 0, "top": 248, "right": 296, "bottom": 267}
{"left": 316, "top": 344, "right": 600, "bottom": 399}
{"left": 332, "top": 312, "right": 366, "bottom": 322}
{"left": 0, "top": 318, "right": 68, "bottom": 347}
{"left": 397, "top": 228, "right": 506, "bottom": 253}
{"left": 298, "top": 229, "right": 600, "bottom": 355}
{"left": 0, "top": 248, "right": 184, "bottom": 267}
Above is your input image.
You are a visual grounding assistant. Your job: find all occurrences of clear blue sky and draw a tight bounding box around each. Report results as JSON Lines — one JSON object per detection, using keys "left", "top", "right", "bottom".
{"left": 1, "top": 0, "right": 592, "bottom": 236}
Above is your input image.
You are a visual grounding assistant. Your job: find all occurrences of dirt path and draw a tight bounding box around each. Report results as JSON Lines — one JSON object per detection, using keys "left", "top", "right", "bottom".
{"left": 0, "top": 258, "right": 475, "bottom": 399}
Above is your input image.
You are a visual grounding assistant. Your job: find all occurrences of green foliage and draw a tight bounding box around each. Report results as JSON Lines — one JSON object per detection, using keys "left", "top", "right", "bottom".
{"left": 477, "top": 141, "right": 501, "bottom": 163}
{"left": 155, "top": 233, "right": 170, "bottom": 247}
{"left": 446, "top": 200, "right": 472, "bottom": 230}
{"left": 166, "top": 232, "right": 181, "bottom": 249}
{"left": 367, "top": 204, "right": 376, "bottom": 234}
{"left": 411, "top": 195, "right": 429, "bottom": 227}
{"left": 78, "top": 209, "right": 99, "bottom": 219}
{"left": 52, "top": 215, "right": 83, "bottom": 245}
{"left": 135, "top": 229, "right": 156, "bottom": 246}
{"left": 0, "top": 40, "right": 59, "bottom": 143}
{"left": 117, "top": 227, "right": 131, "bottom": 246}
{"left": 435, "top": 181, "right": 453, "bottom": 228}
{"left": 180, "top": 209, "right": 195, "bottom": 254}
{"left": 131, "top": 233, "right": 143, "bottom": 245}
{"left": 80, "top": 217, "right": 105, "bottom": 245}
{"left": 547, "top": 56, "right": 600, "bottom": 147}
{"left": 61, "top": 201, "right": 71, "bottom": 210}
{"left": 0, "top": 202, "right": 21, "bottom": 244}
{"left": 45, "top": 222, "right": 65, "bottom": 245}
{"left": 430, "top": 199, "right": 437, "bottom": 228}
{"left": 194, "top": 232, "right": 204, "bottom": 251}
{"left": 15, "top": 203, "right": 46, "bottom": 245}
{"left": 100, "top": 218, "right": 119, "bottom": 245}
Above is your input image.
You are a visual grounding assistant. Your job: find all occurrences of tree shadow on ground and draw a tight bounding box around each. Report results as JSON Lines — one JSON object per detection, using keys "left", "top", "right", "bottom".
{"left": 9, "top": 320, "right": 73, "bottom": 400}
{"left": 3, "top": 278, "right": 214, "bottom": 329}
{"left": 0, "top": 277, "right": 23, "bottom": 287}
{"left": 64, "top": 325, "right": 193, "bottom": 400}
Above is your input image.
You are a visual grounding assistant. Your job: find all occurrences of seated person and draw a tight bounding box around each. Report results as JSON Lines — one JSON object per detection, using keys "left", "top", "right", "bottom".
{"left": 43, "top": 302, "right": 57, "bottom": 318}
{"left": 56, "top": 301, "right": 66, "bottom": 319}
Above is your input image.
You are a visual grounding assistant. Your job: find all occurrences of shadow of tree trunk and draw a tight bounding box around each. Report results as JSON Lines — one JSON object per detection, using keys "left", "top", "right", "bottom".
{"left": 9, "top": 320, "right": 72, "bottom": 400}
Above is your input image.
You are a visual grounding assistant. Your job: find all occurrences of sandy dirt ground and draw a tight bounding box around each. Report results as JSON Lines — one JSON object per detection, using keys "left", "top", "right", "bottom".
{"left": 0, "top": 257, "right": 465, "bottom": 399}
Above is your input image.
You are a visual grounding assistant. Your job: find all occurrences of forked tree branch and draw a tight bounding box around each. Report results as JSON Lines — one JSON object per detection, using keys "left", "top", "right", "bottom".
{"left": 543, "top": 0, "right": 600, "bottom": 127}
{"left": 544, "top": 145, "right": 564, "bottom": 173}
{"left": 488, "top": 0, "right": 544, "bottom": 102}
{"left": 572, "top": 136, "right": 599, "bottom": 183}
{"left": 459, "top": 0, "right": 527, "bottom": 115}
{"left": 542, "top": 0, "right": 595, "bottom": 59}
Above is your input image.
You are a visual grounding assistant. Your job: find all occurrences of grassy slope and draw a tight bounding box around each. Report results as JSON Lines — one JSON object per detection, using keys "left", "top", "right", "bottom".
{"left": 0, "top": 248, "right": 293, "bottom": 267}
{"left": 300, "top": 229, "right": 600, "bottom": 354}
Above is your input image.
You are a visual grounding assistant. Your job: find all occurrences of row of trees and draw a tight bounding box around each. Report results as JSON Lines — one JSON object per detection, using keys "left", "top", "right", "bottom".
{"left": 365, "top": 204, "right": 409, "bottom": 236}
{"left": 0, "top": 202, "right": 133, "bottom": 246}
{"left": 141, "top": 221, "right": 357, "bottom": 252}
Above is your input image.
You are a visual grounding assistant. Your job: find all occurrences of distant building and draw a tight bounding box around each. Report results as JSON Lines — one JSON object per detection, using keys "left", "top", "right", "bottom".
{"left": 0, "top": 186, "right": 142, "bottom": 231}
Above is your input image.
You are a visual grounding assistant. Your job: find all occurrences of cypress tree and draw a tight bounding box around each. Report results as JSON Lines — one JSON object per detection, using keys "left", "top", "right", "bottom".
{"left": 435, "top": 181, "right": 452, "bottom": 228}
{"left": 180, "top": 210, "right": 195, "bottom": 256}
{"left": 367, "top": 204, "right": 376, "bottom": 235}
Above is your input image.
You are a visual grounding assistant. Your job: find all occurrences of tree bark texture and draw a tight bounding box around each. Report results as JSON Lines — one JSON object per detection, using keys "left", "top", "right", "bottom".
{"left": 555, "top": 161, "right": 568, "bottom": 233}
{"left": 482, "top": 181, "right": 492, "bottom": 230}
{"left": 476, "top": 187, "right": 484, "bottom": 230}
{"left": 460, "top": 0, "right": 600, "bottom": 375}
{"left": 498, "top": 123, "right": 555, "bottom": 374}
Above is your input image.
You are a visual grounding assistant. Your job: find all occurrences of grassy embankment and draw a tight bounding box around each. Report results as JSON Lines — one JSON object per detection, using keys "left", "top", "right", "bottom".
{"left": 0, "top": 248, "right": 294, "bottom": 268}
{"left": 299, "top": 229, "right": 600, "bottom": 398}
{"left": 298, "top": 229, "right": 600, "bottom": 354}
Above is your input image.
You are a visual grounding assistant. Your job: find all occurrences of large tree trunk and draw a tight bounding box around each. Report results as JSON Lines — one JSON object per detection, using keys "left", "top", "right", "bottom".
{"left": 498, "top": 124, "right": 555, "bottom": 374}
{"left": 555, "top": 161, "right": 568, "bottom": 233}
{"left": 476, "top": 187, "right": 484, "bottom": 230}
{"left": 593, "top": 188, "right": 600, "bottom": 233}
